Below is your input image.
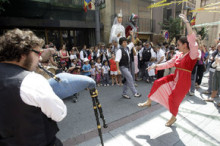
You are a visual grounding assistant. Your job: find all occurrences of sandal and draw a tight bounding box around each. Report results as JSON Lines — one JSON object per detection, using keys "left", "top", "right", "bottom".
{"left": 138, "top": 102, "right": 151, "bottom": 107}
{"left": 202, "top": 91, "right": 211, "bottom": 94}
{"left": 203, "top": 97, "right": 214, "bottom": 102}
{"left": 165, "top": 118, "right": 177, "bottom": 127}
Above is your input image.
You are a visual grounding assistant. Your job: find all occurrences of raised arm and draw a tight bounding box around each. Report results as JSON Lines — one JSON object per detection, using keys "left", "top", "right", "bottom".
{"left": 179, "top": 14, "right": 198, "bottom": 60}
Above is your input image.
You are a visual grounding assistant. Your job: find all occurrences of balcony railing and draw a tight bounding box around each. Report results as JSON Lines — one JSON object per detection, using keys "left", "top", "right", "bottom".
{"left": 30, "top": 0, "right": 83, "bottom": 8}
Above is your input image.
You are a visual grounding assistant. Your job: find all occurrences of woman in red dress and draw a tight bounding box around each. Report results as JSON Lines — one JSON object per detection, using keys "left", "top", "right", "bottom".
{"left": 138, "top": 14, "right": 199, "bottom": 127}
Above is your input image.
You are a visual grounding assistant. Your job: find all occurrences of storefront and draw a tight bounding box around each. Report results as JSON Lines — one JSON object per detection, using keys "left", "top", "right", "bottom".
{"left": 0, "top": 0, "right": 99, "bottom": 50}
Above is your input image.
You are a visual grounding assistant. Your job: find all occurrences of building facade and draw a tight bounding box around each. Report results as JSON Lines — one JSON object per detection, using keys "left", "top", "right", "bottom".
{"left": 193, "top": 0, "right": 220, "bottom": 46}
{"left": 0, "top": 0, "right": 99, "bottom": 50}
{"left": 100, "top": 0, "right": 153, "bottom": 44}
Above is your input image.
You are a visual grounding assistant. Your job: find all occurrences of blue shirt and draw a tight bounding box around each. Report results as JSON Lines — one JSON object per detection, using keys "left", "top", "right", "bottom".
{"left": 82, "top": 64, "right": 91, "bottom": 76}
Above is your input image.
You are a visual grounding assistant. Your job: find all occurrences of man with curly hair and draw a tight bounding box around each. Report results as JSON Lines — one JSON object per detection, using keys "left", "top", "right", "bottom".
{"left": 0, "top": 29, "right": 67, "bottom": 146}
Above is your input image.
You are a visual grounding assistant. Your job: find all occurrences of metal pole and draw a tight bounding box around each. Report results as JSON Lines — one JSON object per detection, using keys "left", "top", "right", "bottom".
{"left": 95, "top": 0, "right": 101, "bottom": 44}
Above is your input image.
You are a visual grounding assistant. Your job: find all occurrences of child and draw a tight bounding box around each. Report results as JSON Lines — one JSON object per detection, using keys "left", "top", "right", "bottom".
{"left": 102, "top": 60, "right": 110, "bottom": 86}
{"left": 95, "top": 57, "right": 102, "bottom": 86}
{"left": 82, "top": 58, "right": 91, "bottom": 77}
{"left": 109, "top": 53, "right": 118, "bottom": 86}
{"left": 90, "top": 63, "right": 96, "bottom": 80}
{"left": 68, "top": 59, "right": 81, "bottom": 74}
{"left": 147, "top": 58, "right": 156, "bottom": 83}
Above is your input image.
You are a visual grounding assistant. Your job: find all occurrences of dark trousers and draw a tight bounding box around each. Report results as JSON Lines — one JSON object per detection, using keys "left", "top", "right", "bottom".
{"left": 196, "top": 64, "right": 205, "bottom": 85}
{"left": 48, "top": 137, "right": 63, "bottom": 146}
{"left": 140, "top": 61, "right": 150, "bottom": 80}
{"left": 102, "top": 74, "right": 109, "bottom": 85}
{"left": 157, "top": 70, "right": 164, "bottom": 79}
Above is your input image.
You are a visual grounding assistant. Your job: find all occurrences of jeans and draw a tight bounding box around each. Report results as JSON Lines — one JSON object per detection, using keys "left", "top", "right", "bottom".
{"left": 48, "top": 73, "right": 96, "bottom": 99}
{"left": 120, "top": 66, "right": 137, "bottom": 95}
{"left": 102, "top": 74, "right": 109, "bottom": 85}
{"left": 208, "top": 71, "right": 215, "bottom": 93}
{"left": 140, "top": 61, "right": 150, "bottom": 80}
{"left": 190, "top": 66, "right": 197, "bottom": 93}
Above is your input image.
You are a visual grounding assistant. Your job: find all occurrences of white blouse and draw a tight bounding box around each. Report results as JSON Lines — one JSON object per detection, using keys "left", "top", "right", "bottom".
{"left": 20, "top": 72, "right": 67, "bottom": 122}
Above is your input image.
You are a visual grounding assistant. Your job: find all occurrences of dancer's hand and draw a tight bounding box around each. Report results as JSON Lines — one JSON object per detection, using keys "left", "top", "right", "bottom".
{"left": 117, "top": 33, "right": 121, "bottom": 37}
{"left": 179, "top": 14, "right": 189, "bottom": 23}
{"left": 147, "top": 65, "right": 157, "bottom": 72}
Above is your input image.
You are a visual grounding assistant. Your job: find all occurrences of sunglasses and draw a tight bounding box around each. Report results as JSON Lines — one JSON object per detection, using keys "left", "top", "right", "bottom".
{"left": 30, "top": 49, "right": 43, "bottom": 56}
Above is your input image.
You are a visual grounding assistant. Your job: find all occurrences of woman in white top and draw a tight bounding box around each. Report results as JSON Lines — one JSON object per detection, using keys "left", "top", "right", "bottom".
{"left": 205, "top": 43, "right": 220, "bottom": 105}
{"left": 155, "top": 45, "right": 166, "bottom": 79}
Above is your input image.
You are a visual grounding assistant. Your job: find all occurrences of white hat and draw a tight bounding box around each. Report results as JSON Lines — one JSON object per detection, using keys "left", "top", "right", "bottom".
{"left": 117, "top": 9, "right": 123, "bottom": 18}
{"left": 84, "top": 58, "right": 89, "bottom": 62}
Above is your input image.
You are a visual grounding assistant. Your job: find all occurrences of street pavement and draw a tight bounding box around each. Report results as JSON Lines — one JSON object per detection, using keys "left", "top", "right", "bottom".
{"left": 57, "top": 73, "right": 220, "bottom": 146}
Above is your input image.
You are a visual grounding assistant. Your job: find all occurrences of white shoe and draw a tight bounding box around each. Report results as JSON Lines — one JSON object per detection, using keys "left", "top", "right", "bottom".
{"left": 122, "top": 94, "right": 130, "bottom": 99}
{"left": 189, "top": 91, "right": 195, "bottom": 96}
{"left": 134, "top": 93, "right": 142, "bottom": 97}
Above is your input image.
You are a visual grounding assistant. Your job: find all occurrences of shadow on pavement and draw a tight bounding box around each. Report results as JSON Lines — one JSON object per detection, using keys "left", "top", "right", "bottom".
{"left": 136, "top": 127, "right": 184, "bottom": 146}
{"left": 185, "top": 95, "right": 207, "bottom": 105}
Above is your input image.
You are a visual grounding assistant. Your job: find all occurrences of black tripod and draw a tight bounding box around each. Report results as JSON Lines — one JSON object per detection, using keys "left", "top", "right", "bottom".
{"left": 90, "top": 89, "right": 108, "bottom": 146}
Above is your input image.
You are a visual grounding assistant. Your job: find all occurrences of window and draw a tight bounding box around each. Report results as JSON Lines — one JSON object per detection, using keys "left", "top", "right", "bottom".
{"left": 200, "top": 0, "right": 210, "bottom": 7}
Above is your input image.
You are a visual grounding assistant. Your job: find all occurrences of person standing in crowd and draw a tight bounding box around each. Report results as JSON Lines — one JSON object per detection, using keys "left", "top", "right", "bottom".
{"left": 109, "top": 53, "right": 118, "bottom": 86}
{"left": 138, "top": 14, "right": 198, "bottom": 127}
{"left": 115, "top": 31, "right": 142, "bottom": 99}
{"left": 0, "top": 29, "right": 67, "bottom": 145}
{"left": 164, "top": 45, "right": 176, "bottom": 76}
{"left": 93, "top": 45, "right": 100, "bottom": 61}
{"left": 204, "top": 43, "right": 220, "bottom": 105}
{"left": 90, "top": 63, "right": 96, "bottom": 80}
{"left": 107, "top": 44, "right": 112, "bottom": 60}
{"left": 139, "top": 42, "right": 156, "bottom": 82}
{"left": 102, "top": 60, "right": 110, "bottom": 86}
{"left": 80, "top": 45, "right": 88, "bottom": 62}
{"left": 68, "top": 59, "right": 81, "bottom": 75}
{"left": 195, "top": 39, "right": 206, "bottom": 88}
{"left": 111, "top": 37, "right": 120, "bottom": 54}
{"left": 155, "top": 44, "right": 166, "bottom": 79}
{"left": 99, "top": 43, "right": 109, "bottom": 64}
{"left": 70, "top": 47, "right": 79, "bottom": 61}
{"left": 59, "top": 43, "right": 70, "bottom": 68}
{"left": 189, "top": 37, "right": 202, "bottom": 96}
{"left": 40, "top": 47, "right": 58, "bottom": 67}
{"left": 95, "top": 57, "right": 102, "bottom": 86}
{"left": 127, "top": 37, "right": 138, "bottom": 86}
{"left": 111, "top": 37, "right": 123, "bottom": 86}
{"left": 203, "top": 45, "right": 218, "bottom": 94}
{"left": 136, "top": 42, "right": 143, "bottom": 80}
{"left": 82, "top": 58, "right": 91, "bottom": 77}
{"left": 134, "top": 43, "right": 140, "bottom": 81}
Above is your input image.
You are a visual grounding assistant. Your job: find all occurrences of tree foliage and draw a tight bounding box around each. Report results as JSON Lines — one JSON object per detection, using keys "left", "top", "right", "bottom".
{"left": 159, "top": 17, "right": 184, "bottom": 43}
{"left": 194, "top": 26, "right": 208, "bottom": 40}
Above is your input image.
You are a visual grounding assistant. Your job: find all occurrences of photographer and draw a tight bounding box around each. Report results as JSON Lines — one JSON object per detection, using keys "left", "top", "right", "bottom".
{"left": 80, "top": 45, "right": 88, "bottom": 62}
{"left": 40, "top": 47, "right": 58, "bottom": 67}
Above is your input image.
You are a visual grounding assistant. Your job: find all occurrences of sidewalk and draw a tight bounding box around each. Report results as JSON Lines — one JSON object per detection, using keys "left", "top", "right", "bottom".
{"left": 67, "top": 74, "right": 220, "bottom": 146}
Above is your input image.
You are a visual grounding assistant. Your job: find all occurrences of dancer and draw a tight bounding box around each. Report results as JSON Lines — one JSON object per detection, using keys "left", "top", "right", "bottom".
{"left": 115, "top": 31, "right": 141, "bottom": 99}
{"left": 138, "top": 14, "right": 199, "bottom": 127}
